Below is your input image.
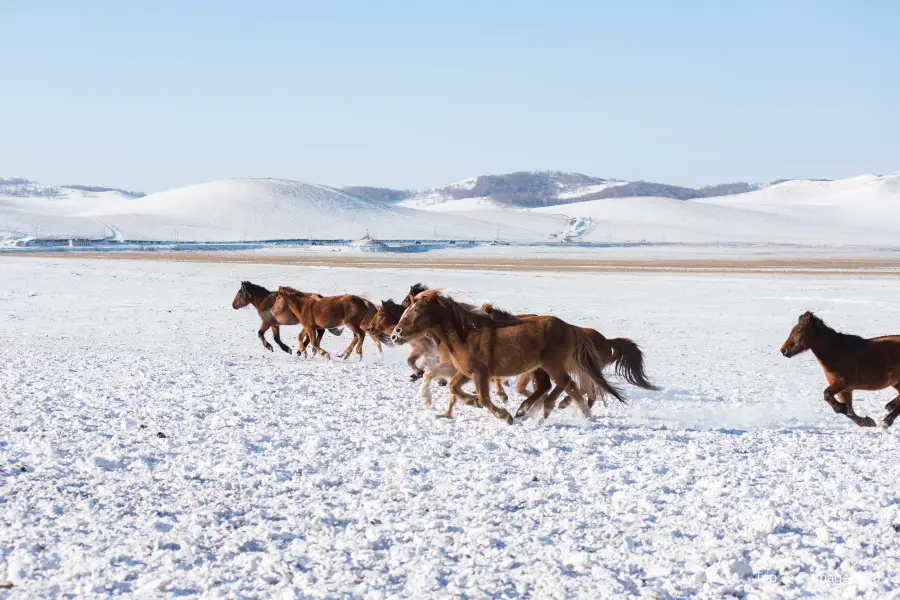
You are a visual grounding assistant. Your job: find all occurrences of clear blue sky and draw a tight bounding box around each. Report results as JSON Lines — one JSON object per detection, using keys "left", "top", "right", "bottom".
{"left": 1, "top": 0, "right": 897, "bottom": 193}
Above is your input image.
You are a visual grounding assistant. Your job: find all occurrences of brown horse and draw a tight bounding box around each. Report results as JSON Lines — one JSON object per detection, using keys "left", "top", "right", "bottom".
{"left": 231, "top": 281, "right": 342, "bottom": 353}
{"left": 274, "top": 287, "right": 386, "bottom": 360}
{"left": 780, "top": 311, "right": 900, "bottom": 428}
{"left": 391, "top": 290, "right": 624, "bottom": 423}
{"left": 481, "top": 304, "right": 659, "bottom": 418}
{"left": 368, "top": 297, "right": 440, "bottom": 379}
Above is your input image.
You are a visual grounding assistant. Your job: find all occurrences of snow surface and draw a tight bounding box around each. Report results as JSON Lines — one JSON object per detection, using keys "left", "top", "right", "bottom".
{"left": 2, "top": 257, "right": 900, "bottom": 598}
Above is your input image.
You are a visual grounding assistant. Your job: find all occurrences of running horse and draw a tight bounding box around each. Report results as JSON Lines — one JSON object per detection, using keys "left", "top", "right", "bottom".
{"left": 231, "top": 281, "right": 342, "bottom": 353}
{"left": 391, "top": 289, "right": 625, "bottom": 423}
{"left": 274, "top": 287, "right": 389, "bottom": 360}
{"left": 480, "top": 303, "right": 659, "bottom": 418}
{"left": 780, "top": 311, "right": 900, "bottom": 428}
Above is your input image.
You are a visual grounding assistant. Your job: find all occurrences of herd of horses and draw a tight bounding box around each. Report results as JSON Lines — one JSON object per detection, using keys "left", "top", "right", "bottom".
{"left": 233, "top": 280, "right": 900, "bottom": 428}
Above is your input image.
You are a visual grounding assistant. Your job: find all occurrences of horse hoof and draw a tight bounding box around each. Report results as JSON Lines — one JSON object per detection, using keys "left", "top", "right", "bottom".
{"left": 437, "top": 379, "right": 448, "bottom": 387}
{"left": 437, "top": 413, "right": 453, "bottom": 420}
{"left": 410, "top": 373, "right": 423, "bottom": 381}
{"left": 879, "top": 420, "right": 890, "bottom": 430}
{"left": 861, "top": 417, "right": 877, "bottom": 427}
{"left": 266, "top": 346, "right": 274, "bottom": 352}
{"left": 505, "top": 414, "right": 515, "bottom": 425}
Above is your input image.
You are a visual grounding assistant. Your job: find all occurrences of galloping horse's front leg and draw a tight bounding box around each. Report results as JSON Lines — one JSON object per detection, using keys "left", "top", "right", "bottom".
{"left": 421, "top": 361, "right": 462, "bottom": 410}
{"left": 440, "top": 373, "right": 470, "bottom": 419}
{"left": 270, "top": 324, "right": 292, "bottom": 354}
{"left": 258, "top": 323, "right": 274, "bottom": 352}
{"left": 825, "top": 381, "right": 875, "bottom": 427}
{"left": 407, "top": 349, "right": 425, "bottom": 380}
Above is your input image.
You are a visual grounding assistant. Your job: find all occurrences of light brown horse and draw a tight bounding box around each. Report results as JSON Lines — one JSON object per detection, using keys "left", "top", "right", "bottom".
{"left": 481, "top": 304, "right": 659, "bottom": 418}
{"left": 274, "top": 287, "right": 386, "bottom": 360}
{"left": 231, "top": 281, "right": 342, "bottom": 353}
{"left": 780, "top": 311, "right": 900, "bottom": 428}
{"left": 391, "top": 290, "right": 625, "bottom": 423}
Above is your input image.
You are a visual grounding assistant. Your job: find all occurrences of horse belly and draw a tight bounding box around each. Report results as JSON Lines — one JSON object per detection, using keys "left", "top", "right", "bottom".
{"left": 488, "top": 330, "right": 542, "bottom": 377}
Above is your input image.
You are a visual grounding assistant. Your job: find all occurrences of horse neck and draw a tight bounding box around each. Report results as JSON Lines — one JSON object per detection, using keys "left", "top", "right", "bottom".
{"left": 807, "top": 325, "right": 844, "bottom": 369}
{"left": 250, "top": 292, "right": 275, "bottom": 312}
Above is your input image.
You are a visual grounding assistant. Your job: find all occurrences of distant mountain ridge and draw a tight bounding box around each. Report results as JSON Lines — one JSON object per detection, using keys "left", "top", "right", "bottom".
{"left": 0, "top": 177, "right": 145, "bottom": 199}
{"left": 343, "top": 171, "right": 810, "bottom": 209}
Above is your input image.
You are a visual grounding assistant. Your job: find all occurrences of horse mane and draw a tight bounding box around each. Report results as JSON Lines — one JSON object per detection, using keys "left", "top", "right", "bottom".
{"left": 403, "top": 283, "right": 430, "bottom": 308}
{"left": 804, "top": 311, "right": 868, "bottom": 349}
{"left": 479, "top": 302, "right": 520, "bottom": 322}
{"left": 278, "top": 286, "right": 310, "bottom": 298}
{"left": 382, "top": 298, "right": 404, "bottom": 314}
{"left": 242, "top": 281, "right": 272, "bottom": 298}
{"left": 419, "top": 291, "right": 520, "bottom": 340}
{"left": 409, "top": 283, "right": 429, "bottom": 296}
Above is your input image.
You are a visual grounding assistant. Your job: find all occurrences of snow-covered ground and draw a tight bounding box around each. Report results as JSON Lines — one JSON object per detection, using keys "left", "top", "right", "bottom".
{"left": 2, "top": 257, "right": 900, "bottom": 598}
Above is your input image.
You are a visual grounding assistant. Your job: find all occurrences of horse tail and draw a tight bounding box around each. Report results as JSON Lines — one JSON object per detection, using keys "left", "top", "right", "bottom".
{"left": 607, "top": 338, "right": 659, "bottom": 391}
{"left": 569, "top": 326, "right": 627, "bottom": 404}
{"left": 328, "top": 327, "right": 344, "bottom": 336}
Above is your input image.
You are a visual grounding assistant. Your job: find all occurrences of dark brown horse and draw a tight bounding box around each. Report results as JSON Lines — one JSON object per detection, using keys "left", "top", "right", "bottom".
{"left": 392, "top": 290, "right": 625, "bottom": 423}
{"left": 780, "top": 311, "right": 900, "bottom": 428}
{"left": 231, "top": 281, "right": 341, "bottom": 353}
{"left": 273, "top": 287, "right": 386, "bottom": 360}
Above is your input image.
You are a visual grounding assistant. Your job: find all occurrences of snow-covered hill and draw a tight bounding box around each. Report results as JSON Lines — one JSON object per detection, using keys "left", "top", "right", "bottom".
{"left": 82, "top": 178, "right": 540, "bottom": 242}
{"left": 2, "top": 171, "right": 899, "bottom": 246}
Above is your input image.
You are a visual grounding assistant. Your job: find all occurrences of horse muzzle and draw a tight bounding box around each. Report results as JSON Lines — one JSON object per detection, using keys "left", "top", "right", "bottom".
{"left": 780, "top": 347, "right": 792, "bottom": 357}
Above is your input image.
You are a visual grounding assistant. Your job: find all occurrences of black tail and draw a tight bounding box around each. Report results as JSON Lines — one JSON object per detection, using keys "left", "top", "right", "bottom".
{"left": 608, "top": 338, "right": 659, "bottom": 391}
{"left": 571, "top": 329, "right": 627, "bottom": 404}
{"left": 328, "top": 327, "right": 344, "bottom": 336}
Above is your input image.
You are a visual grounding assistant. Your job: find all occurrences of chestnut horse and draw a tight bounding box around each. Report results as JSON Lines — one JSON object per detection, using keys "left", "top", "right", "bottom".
{"left": 780, "top": 311, "right": 900, "bottom": 428}
{"left": 391, "top": 290, "right": 624, "bottom": 423}
{"left": 368, "top": 297, "right": 440, "bottom": 380}
{"left": 231, "top": 281, "right": 342, "bottom": 353}
{"left": 274, "top": 287, "right": 387, "bottom": 360}
{"left": 480, "top": 304, "right": 658, "bottom": 418}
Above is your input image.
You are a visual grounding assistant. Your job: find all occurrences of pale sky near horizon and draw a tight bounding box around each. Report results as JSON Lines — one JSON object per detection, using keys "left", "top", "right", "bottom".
{"left": 1, "top": 0, "right": 898, "bottom": 193}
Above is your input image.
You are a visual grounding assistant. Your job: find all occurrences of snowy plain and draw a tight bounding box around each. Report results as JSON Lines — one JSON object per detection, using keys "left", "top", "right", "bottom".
{"left": 2, "top": 257, "right": 900, "bottom": 598}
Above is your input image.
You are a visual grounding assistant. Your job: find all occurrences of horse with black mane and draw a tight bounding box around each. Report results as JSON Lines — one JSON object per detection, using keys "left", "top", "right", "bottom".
{"left": 780, "top": 311, "right": 900, "bottom": 428}
{"left": 232, "top": 281, "right": 342, "bottom": 353}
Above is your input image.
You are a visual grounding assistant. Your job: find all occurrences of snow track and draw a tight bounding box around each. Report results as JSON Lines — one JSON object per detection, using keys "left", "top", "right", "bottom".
{"left": 1, "top": 258, "right": 899, "bottom": 598}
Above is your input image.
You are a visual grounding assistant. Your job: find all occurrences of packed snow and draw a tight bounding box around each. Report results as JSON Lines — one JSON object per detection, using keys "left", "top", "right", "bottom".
{"left": 2, "top": 257, "right": 900, "bottom": 598}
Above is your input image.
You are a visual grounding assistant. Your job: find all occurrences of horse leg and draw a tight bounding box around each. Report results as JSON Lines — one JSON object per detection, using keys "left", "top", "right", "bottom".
{"left": 306, "top": 324, "right": 331, "bottom": 360}
{"left": 339, "top": 324, "right": 365, "bottom": 360}
{"left": 472, "top": 368, "right": 513, "bottom": 424}
{"left": 258, "top": 323, "right": 274, "bottom": 352}
{"left": 439, "top": 373, "right": 473, "bottom": 419}
{"left": 835, "top": 389, "right": 876, "bottom": 428}
{"left": 884, "top": 384, "right": 900, "bottom": 414}
{"left": 271, "top": 324, "right": 292, "bottom": 354}
{"left": 541, "top": 366, "right": 581, "bottom": 419}
{"left": 420, "top": 361, "right": 458, "bottom": 409}
{"left": 407, "top": 350, "right": 425, "bottom": 380}
{"left": 882, "top": 388, "right": 900, "bottom": 428}
{"left": 515, "top": 372, "right": 551, "bottom": 419}
{"left": 493, "top": 378, "right": 508, "bottom": 403}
